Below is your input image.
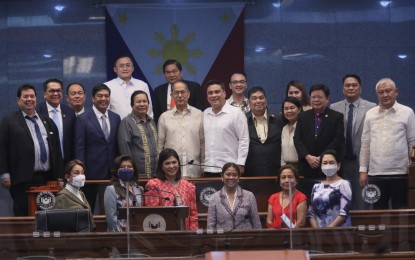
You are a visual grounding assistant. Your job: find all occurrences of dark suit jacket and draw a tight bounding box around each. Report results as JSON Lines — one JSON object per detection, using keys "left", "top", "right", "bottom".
{"left": 153, "top": 80, "right": 204, "bottom": 122}
{"left": 37, "top": 102, "right": 76, "bottom": 165}
{"left": 74, "top": 109, "right": 121, "bottom": 180}
{"left": 0, "top": 111, "right": 64, "bottom": 184}
{"left": 294, "top": 107, "right": 345, "bottom": 179}
{"left": 244, "top": 111, "right": 284, "bottom": 176}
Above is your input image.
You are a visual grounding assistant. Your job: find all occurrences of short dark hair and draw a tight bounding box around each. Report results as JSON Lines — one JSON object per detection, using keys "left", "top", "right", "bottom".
{"left": 163, "top": 59, "right": 183, "bottom": 73}
{"left": 320, "top": 149, "right": 340, "bottom": 165}
{"left": 229, "top": 71, "right": 247, "bottom": 82}
{"left": 130, "top": 90, "right": 149, "bottom": 107}
{"left": 171, "top": 80, "right": 189, "bottom": 92}
{"left": 114, "top": 55, "right": 133, "bottom": 67}
{"left": 206, "top": 79, "right": 226, "bottom": 91}
{"left": 309, "top": 84, "right": 330, "bottom": 98}
{"left": 342, "top": 74, "right": 361, "bottom": 85}
{"left": 247, "top": 86, "right": 266, "bottom": 99}
{"left": 43, "top": 79, "right": 63, "bottom": 92}
{"left": 281, "top": 96, "right": 303, "bottom": 123}
{"left": 92, "top": 83, "right": 110, "bottom": 97}
{"left": 17, "top": 84, "right": 37, "bottom": 98}
{"left": 154, "top": 148, "right": 182, "bottom": 181}
{"left": 66, "top": 82, "right": 85, "bottom": 95}
{"left": 221, "top": 162, "right": 240, "bottom": 177}
{"left": 285, "top": 80, "right": 309, "bottom": 106}
{"left": 277, "top": 164, "right": 300, "bottom": 181}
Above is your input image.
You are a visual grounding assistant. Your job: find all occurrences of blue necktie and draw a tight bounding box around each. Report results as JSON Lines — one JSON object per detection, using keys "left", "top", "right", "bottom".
{"left": 52, "top": 109, "right": 63, "bottom": 157}
{"left": 25, "top": 115, "right": 47, "bottom": 163}
{"left": 346, "top": 103, "right": 354, "bottom": 158}
{"left": 101, "top": 114, "right": 109, "bottom": 141}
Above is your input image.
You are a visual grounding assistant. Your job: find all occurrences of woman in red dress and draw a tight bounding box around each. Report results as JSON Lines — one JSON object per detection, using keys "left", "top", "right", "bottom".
{"left": 267, "top": 165, "right": 307, "bottom": 228}
{"left": 145, "top": 148, "right": 198, "bottom": 230}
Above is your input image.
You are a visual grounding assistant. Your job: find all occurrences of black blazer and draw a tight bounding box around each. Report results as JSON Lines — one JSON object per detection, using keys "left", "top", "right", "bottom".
{"left": 153, "top": 80, "right": 204, "bottom": 122}
{"left": 37, "top": 102, "right": 76, "bottom": 165}
{"left": 0, "top": 111, "right": 64, "bottom": 184}
{"left": 244, "top": 111, "right": 284, "bottom": 176}
{"left": 294, "top": 107, "right": 345, "bottom": 179}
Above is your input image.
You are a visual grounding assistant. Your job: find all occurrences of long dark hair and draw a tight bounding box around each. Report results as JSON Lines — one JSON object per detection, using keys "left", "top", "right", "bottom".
{"left": 154, "top": 148, "right": 182, "bottom": 181}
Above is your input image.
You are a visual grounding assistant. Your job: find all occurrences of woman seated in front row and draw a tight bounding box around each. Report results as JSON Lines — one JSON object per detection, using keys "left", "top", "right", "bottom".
{"left": 104, "top": 155, "right": 144, "bottom": 232}
{"left": 207, "top": 162, "right": 262, "bottom": 230}
{"left": 308, "top": 150, "right": 352, "bottom": 227}
{"left": 145, "top": 148, "right": 198, "bottom": 230}
{"left": 54, "top": 159, "right": 95, "bottom": 229}
{"left": 267, "top": 165, "right": 307, "bottom": 229}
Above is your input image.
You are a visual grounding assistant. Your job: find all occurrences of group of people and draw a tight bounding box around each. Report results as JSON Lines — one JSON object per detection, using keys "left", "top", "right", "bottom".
{"left": 0, "top": 55, "right": 413, "bottom": 233}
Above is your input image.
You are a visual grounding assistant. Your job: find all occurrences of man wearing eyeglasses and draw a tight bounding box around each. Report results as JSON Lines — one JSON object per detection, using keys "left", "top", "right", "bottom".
{"left": 157, "top": 80, "right": 204, "bottom": 178}
{"left": 0, "top": 84, "right": 63, "bottom": 216}
{"left": 37, "top": 78, "right": 76, "bottom": 165}
{"left": 153, "top": 59, "right": 204, "bottom": 122}
{"left": 105, "top": 55, "right": 153, "bottom": 119}
{"left": 227, "top": 72, "right": 250, "bottom": 113}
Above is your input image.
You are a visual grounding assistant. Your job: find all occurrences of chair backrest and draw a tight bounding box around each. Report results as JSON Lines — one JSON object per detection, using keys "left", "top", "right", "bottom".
{"left": 35, "top": 208, "right": 91, "bottom": 232}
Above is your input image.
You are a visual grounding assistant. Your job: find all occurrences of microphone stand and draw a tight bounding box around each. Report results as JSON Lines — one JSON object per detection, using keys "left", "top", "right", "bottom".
{"left": 124, "top": 180, "right": 131, "bottom": 258}
{"left": 288, "top": 181, "right": 293, "bottom": 250}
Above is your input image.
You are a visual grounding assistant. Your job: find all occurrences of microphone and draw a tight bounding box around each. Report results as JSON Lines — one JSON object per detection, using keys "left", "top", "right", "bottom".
{"left": 186, "top": 160, "right": 223, "bottom": 177}
{"left": 136, "top": 194, "right": 170, "bottom": 207}
{"left": 144, "top": 188, "right": 178, "bottom": 206}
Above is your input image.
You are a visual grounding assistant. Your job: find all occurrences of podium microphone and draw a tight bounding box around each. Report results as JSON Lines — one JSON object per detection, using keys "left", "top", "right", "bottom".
{"left": 144, "top": 188, "right": 178, "bottom": 206}
{"left": 186, "top": 160, "right": 223, "bottom": 170}
{"left": 186, "top": 160, "right": 223, "bottom": 177}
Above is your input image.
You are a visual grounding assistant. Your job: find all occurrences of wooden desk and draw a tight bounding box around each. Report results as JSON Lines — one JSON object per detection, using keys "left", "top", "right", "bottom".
{"left": 27, "top": 182, "right": 61, "bottom": 216}
{"left": 0, "top": 225, "right": 414, "bottom": 259}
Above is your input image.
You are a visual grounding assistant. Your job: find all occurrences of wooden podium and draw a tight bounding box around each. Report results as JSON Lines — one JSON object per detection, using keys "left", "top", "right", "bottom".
{"left": 27, "top": 181, "right": 61, "bottom": 216}
{"left": 206, "top": 250, "right": 309, "bottom": 260}
{"left": 119, "top": 206, "right": 189, "bottom": 231}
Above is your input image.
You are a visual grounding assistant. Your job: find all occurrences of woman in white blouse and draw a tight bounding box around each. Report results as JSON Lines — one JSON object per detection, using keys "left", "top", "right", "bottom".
{"left": 281, "top": 97, "right": 303, "bottom": 168}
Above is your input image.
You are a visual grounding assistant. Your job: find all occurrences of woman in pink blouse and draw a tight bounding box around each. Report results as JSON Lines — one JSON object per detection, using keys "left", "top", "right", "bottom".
{"left": 145, "top": 148, "right": 198, "bottom": 230}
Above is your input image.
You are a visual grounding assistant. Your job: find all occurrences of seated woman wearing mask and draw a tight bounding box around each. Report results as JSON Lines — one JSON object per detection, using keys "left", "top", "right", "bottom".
{"left": 53, "top": 159, "right": 95, "bottom": 229}
{"left": 207, "top": 162, "right": 261, "bottom": 230}
{"left": 308, "top": 150, "right": 352, "bottom": 227}
{"left": 104, "top": 155, "right": 144, "bottom": 232}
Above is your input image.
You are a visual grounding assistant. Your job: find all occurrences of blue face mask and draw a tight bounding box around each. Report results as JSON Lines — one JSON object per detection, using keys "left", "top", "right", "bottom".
{"left": 118, "top": 168, "right": 134, "bottom": 181}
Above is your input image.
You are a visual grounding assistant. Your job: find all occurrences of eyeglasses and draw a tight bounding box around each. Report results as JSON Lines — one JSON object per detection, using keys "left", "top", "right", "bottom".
{"left": 230, "top": 80, "right": 246, "bottom": 85}
{"left": 172, "top": 90, "right": 188, "bottom": 96}
{"left": 117, "top": 63, "right": 133, "bottom": 69}
{"left": 47, "top": 89, "right": 62, "bottom": 94}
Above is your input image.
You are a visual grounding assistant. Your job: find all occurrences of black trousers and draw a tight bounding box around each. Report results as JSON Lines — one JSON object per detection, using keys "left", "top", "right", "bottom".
{"left": 9, "top": 172, "right": 48, "bottom": 216}
{"left": 369, "top": 175, "right": 407, "bottom": 209}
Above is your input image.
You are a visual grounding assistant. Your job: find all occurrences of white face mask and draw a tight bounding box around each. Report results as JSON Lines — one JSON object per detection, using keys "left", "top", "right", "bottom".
{"left": 321, "top": 164, "right": 338, "bottom": 177}
{"left": 71, "top": 174, "right": 86, "bottom": 188}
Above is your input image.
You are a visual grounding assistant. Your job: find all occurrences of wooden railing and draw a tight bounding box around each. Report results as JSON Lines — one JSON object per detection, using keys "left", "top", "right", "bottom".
{"left": 0, "top": 225, "right": 414, "bottom": 259}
